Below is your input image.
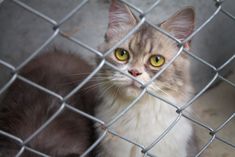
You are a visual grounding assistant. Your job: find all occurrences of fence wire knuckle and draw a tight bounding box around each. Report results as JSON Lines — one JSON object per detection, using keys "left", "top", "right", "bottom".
{"left": 0, "top": 0, "right": 234, "bottom": 156}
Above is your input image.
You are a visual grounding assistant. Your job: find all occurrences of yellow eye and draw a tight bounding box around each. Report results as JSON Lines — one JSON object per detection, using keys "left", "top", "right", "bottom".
{"left": 114, "top": 48, "right": 129, "bottom": 62}
{"left": 149, "top": 55, "right": 165, "bottom": 67}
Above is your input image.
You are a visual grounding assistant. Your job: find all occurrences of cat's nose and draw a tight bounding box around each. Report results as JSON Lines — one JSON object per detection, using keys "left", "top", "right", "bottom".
{"left": 128, "top": 69, "right": 142, "bottom": 77}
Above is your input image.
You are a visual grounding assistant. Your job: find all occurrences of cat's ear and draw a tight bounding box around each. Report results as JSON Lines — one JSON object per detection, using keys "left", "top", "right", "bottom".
{"left": 106, "top": 0, "right": 137, "bottom": 40}
{"left": 160, "top": 7, "right": 195, "bottom": 42}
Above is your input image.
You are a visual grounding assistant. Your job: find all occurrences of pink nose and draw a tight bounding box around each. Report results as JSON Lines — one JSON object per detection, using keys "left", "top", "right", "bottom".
{"left": 128, "top": 69, "right": 142, "bottom": 77}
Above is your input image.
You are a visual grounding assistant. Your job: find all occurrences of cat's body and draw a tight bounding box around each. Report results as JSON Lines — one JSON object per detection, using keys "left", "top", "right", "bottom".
{"left": 0, "top": 0, "right": 198, "bottom": 157}
{"left": 95, "top": 1, "right": 198, "bottom": 157}
{"left": 96, "top": 94, "right": 193, "bottom": 157}
{"left": 0, "top": 50, "right": 95, "bottom": 157}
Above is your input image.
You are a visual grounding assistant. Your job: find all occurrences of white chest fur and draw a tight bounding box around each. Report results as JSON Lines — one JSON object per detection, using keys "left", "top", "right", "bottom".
{"left": 95, "top": 94, "right": 192, "bottom": 157}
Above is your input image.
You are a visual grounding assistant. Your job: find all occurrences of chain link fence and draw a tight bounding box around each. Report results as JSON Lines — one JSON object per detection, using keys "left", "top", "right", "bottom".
{"left": 0, "top": 0, "right": 234, "bottom": 156}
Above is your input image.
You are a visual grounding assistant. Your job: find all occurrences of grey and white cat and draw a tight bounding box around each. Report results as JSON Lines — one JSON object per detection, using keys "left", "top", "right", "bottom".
{"left": 95, "top": 0, "right": 197, "bottom": 157}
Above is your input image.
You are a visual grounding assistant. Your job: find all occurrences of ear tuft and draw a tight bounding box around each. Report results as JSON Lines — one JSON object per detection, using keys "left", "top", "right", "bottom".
{"left": 161, "top": 7, "right": 195, "bottom": 41}
{"left": 106, "top": 0, "right": 137, "bottom": 40}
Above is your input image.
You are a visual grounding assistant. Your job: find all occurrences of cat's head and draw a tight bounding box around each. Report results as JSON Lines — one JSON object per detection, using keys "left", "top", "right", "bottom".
{"left": 98, "top": 0, "right": 195, "bottom": 102}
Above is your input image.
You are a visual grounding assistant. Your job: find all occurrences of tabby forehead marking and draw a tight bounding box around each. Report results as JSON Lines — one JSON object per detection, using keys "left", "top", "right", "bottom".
{"left": 128, "top": 26, "right": 155, "bottom": 55}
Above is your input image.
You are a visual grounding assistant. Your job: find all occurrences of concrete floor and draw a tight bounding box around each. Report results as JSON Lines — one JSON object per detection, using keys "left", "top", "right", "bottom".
{"left": 192, "top": 72, "right": 235, "bottom": 157}
{"left": 0, "top": 0, "right": 234, "bottom": 156}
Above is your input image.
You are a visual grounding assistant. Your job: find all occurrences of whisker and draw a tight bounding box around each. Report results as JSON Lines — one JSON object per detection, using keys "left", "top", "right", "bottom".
{"left": 148, "top": 85, "right": 171, "bottom": 97}
{"left": 68, "top": 71, "right": 113, "bottom": 78}
{"left": 99, "top": 84, "right": 115, "bottom": 98}
{"left": 58, "top": 75, "right": 113, "bottom": 86}
{"left": 69, "top": 72, "right": 94, "bottom": 76}
{"left": 83, "top": 80, "right": 112, "bottom": 93}
{"left": 112, "top": 86, "right": 121, "bottom": 101}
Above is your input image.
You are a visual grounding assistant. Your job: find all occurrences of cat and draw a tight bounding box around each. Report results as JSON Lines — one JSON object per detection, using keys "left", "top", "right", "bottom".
{"left": 95, "top": 0, "right": 198, "bottom": 157}
{"left": 0, "top": 50, "right": 96, "bottom": 157}
{"left": 0, "top": 0, "right": 198, "bottom": 157}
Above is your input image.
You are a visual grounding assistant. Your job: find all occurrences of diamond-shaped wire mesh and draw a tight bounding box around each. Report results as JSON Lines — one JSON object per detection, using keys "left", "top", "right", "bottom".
{"left": 0, "top": 0, "right": 234, "bottom": 157}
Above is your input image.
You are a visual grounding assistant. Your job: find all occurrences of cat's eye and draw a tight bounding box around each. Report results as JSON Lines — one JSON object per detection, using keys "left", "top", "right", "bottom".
{"left": 114, "top": 48, "right": 129, "bottom": 62}
{"left": 149, "top": 55, "right": 165, "bottom": 67}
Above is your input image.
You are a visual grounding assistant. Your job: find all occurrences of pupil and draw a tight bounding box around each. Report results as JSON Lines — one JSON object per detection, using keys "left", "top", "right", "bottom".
{"left": 120, "top": 50, "right": 125, "bottom": 56}
{"left": 155, "top": 56, "right": 160, "bottom": 62}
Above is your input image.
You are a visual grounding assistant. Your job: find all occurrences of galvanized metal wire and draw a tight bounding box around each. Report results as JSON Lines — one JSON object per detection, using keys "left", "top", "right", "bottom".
{"left": 0, "top": 0, "right": 234, "bottom": 156}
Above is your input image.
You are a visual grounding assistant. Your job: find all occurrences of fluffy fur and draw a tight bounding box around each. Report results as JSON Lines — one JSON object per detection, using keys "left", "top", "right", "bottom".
{"left": 0, "top": 51, "right": 95, "bottom": 157}
{"left": 95, "top": 0, "right": 197, "bottom": 157}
